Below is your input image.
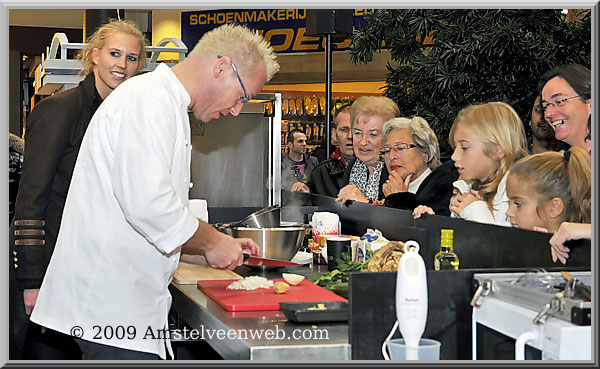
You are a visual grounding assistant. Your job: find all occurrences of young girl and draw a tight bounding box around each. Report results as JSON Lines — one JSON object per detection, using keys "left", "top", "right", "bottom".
{"left": 506, "top": 147, "right": 591, "bottom": 262}
{"left": 447, "top": 101, "right": 529, "bottom": 225}
{"left": 413, "top": 102, "right": 528, "bottom": 225}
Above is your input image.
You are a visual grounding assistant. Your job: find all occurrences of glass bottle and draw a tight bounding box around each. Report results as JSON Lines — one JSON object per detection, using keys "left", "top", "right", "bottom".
{"left": 434, "top": 229, "right": 459, "bottom": 271}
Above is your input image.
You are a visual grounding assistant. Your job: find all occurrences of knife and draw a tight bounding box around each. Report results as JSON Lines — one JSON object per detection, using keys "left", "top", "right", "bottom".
{"left": 243, "top": 253, "right": 301, "bottom": 267}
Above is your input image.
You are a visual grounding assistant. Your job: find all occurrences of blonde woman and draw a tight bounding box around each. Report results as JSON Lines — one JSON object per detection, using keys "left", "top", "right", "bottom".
{"left": 10, "top": 19, "right": 146, "bottom": 359}
{"left": 336, "top": 96, "right": 400, "bottom": 204}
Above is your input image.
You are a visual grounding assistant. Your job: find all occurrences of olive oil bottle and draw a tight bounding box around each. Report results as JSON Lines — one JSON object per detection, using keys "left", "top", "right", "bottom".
{"left": 434, "top": 229, "right": 459, "bottom": 271}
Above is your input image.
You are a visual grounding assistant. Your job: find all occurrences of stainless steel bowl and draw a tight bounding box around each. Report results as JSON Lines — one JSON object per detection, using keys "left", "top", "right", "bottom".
{"left": 235, "top": 225, "right": 309, "bottom": 261}
{"left": 242, "top": 206, "right": 281, "bottom": 228}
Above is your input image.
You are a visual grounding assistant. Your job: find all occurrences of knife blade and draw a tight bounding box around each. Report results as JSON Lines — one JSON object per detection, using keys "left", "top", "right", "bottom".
{"left": 243, "top": 253, "right": 301, "bottom": 267}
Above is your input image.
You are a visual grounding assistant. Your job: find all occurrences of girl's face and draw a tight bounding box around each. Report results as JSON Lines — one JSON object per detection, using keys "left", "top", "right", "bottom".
{"left": 353, "top": 115, "right": 384, "bottom": 169}
{"left": 92, "top": 31, "right": 142, "bottom": 99}
{"left": 506, "top": 174, "right": 547, "bottom": 230}
{"left": 450, "top": 124, "right": 499, "bottom": 183}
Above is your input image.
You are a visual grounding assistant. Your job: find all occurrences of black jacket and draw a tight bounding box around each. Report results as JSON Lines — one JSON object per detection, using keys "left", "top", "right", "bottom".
{"left": 341, "top": 157, "right": 389, "bottom": 202}
{"left": 306, "top": 157, "right": 346, "bottom": 197}
{"left": 383, "top": 159, "right": 459, "bottom": 216}
{"left": 10, "top": 73, "right": 101, "bottom": 290}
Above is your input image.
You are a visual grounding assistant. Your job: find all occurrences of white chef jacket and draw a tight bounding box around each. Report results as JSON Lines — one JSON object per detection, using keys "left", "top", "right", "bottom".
{"left": 455, "top": 171, "right": 511, "bottom": 227}
{"left": 31, "top": 63, "right": 199, "bottom": 359}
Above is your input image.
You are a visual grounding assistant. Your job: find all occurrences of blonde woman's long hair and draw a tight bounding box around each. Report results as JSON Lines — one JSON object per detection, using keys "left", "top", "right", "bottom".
{"left": 76, "top": 19, "right": 147, "bottom": 75}
{"left": 449, "top": 101, "right": 528, "bottom": 210}
{"left": 509, "top": 147, "right": 591, "bottom": 223}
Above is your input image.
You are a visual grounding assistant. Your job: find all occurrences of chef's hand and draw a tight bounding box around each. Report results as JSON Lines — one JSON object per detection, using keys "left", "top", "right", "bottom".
{"left": 204, "top": 235, "right": 260, "bottom": 270}
{"left": 336, "top": 184, "right": 369, "bottom": 205}
{"left": 413, "top": 205, "right": 435, "bottom": 218}
{"left": 383, "top": 172, "right": 412, "bottom": 197}
{"left": 23, "top": 288, "right": 40, "bottom": 315}
{"left": 291, "top": 182, "right": 310, "bottom": 193}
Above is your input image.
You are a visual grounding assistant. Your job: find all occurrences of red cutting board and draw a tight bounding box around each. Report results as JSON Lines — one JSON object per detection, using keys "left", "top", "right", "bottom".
{"left": 197, "top": 279, "right": 347, "bottom": 312}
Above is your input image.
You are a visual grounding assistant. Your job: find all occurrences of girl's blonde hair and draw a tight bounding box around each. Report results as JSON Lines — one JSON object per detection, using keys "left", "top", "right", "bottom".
{"left": 189, "top": 24, "right": 280, "bottom": 82}
{"left": 76, "top": 19, "right": 147, "bottom": 75}
{"left": 350, "top": 96, "right": 400, "bottom": 129}
{"left": 509, "top": 147, "right": 591, "bottom": 223}
{"left": 449, "top": 101, "right": 528, "bottom": 210}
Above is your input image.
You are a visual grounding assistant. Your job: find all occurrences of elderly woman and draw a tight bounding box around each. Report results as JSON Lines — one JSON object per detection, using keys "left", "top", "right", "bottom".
{"left": 336, "top": 96, "right": 400, "bottom": 204}
{"left": 381, "top": 117, "right": 458, "bottom": 215}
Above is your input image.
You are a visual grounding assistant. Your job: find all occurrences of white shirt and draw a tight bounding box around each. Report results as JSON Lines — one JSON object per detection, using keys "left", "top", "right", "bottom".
{"left": 31, "top": 63, "right": 199, "bottom": 359}
{"left": 457, "top": 172, "right": 511, "bottom": 227}
{"left": 407, "top": 167, "right": 431, "bottom": 194}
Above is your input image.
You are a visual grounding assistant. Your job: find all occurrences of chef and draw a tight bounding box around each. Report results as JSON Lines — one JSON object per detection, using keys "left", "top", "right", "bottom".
{"left": 30, "top": 24, "right": 280, "bottom": 360}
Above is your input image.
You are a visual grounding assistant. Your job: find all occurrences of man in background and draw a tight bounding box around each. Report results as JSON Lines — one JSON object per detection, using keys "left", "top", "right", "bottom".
{"left": 292, "top": 103, "right": 354, "bottom": 197}
{"left": 281, "top": 128, "right": 319, "bottom": 191}
{"left": 528, "top": 95, "right": 563, "bottom": 154}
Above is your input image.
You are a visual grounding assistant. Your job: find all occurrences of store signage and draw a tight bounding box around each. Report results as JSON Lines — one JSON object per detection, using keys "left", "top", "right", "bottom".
{"left": 181, "top": 9, "right": 373, "bottom": 54}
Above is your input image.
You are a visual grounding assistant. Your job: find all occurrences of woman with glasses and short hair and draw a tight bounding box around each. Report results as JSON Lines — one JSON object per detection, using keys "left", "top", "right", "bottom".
{"left": 335, "top": 96, "right": 399, "bottom": 205}
{"left": 538, "top": 64, "right": 591, "bottom": 155}
{"left": 380, "top": 117, "right": 458, "bottom": 215}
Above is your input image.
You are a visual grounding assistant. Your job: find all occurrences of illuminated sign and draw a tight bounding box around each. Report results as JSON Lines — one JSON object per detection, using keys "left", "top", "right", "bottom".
{"left": 181, "top": 9, "right": 373, "bottom": 54}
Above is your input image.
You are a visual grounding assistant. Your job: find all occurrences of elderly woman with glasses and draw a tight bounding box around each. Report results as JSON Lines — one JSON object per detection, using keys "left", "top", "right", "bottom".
{"left": 380, "top": 116, "right": 458, "bottom": 215}
{"left": 335, "top": 96, "right": 400, "bottom": 204}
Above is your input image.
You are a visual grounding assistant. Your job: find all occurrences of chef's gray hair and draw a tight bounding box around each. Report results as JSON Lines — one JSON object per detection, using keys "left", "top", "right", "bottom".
{"left": 189, "top": 24, "right": 280, "bottom": 81}
{"left": 382, "top": 116, "right": 441, "bottom": 170}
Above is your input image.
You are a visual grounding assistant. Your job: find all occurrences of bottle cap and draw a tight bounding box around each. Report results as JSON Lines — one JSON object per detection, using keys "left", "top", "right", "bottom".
{"left": 441, "top": 229, "right": 454, "bottom": 239}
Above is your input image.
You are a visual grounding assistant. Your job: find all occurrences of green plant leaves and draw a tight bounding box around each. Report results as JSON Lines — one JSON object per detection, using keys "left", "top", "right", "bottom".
{"left": 349, "top": 9, "right": 591, "bottom": 140}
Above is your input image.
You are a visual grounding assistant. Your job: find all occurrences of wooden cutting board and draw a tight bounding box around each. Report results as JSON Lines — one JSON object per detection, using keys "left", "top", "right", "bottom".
{"left": 173, "top": 262, "right": 242, "bottom": 284}
{"left": 197, "top": 279, "right": 348, "bottom": 312}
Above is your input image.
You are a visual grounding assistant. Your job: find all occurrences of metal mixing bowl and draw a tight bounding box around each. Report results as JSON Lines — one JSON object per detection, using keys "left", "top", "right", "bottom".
{"left": 241, "top": 206, "right": 281, "bottom": 228}
{"left": 235, "top": 225, "right": 310, "bottom": 261}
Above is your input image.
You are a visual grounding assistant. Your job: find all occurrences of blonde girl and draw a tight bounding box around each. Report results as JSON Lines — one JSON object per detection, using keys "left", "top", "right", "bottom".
{"left": 447, "top": 102, "right": 528, "bottom": 226}
{"left": 506, "top": 147, "right": 591, "bottom": 262}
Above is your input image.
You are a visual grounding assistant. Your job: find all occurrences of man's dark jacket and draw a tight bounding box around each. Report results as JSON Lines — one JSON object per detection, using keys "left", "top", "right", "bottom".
{"left": 306, "top": 157, "right": 346, "bottom": 197}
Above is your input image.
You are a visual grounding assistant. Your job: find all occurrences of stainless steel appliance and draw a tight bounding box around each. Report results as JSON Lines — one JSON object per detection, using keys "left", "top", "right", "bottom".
{"left": 189, "top": 93, "right": 282, "bottom": 208}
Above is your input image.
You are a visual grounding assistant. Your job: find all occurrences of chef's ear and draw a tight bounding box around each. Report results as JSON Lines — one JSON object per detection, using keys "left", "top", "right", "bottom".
{"left": 213, "top": 55, "right": 228, "bottom": 78}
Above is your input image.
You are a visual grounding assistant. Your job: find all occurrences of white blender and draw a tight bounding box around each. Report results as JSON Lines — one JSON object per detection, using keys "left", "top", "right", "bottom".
{"left": 382, "top": 240, "right": 430, "bottom": 360}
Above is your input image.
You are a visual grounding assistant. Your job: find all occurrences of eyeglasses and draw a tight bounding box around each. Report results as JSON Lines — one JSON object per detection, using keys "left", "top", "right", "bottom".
{"left": 381, "top": 143, "right": 418, "bottom": 156}
{"left": 541, "top": 95, "right": 582, "bottom": 111}
{"left": 218, "top": 55, "right": 249, "bottom": 103}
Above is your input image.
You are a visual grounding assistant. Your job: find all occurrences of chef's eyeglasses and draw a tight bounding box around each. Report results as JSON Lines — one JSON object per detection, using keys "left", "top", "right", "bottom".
{"left": 541, "top": 95, "right": 582, "bottom": 111}
{"left": 381, "top": 143, "right": 418, "bottom": 156}
{"left": 218, "top": 55, "right": 249, "bottom": 103}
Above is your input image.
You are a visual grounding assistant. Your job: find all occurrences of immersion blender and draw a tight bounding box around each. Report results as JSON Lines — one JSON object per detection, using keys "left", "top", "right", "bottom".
{"left": 395, "top": 240, "right": 428, "bottom": 360}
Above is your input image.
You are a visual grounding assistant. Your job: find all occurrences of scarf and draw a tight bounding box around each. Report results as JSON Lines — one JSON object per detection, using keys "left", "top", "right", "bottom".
{"left": 349, "top": 159, "right": 384, "bottom": 202}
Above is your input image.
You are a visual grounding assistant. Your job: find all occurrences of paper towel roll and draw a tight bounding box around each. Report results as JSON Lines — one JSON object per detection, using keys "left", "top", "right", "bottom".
{"left": 188, "top": 199, "right": 208, "bottom": 222}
